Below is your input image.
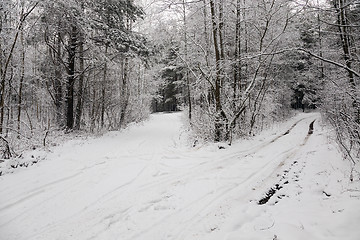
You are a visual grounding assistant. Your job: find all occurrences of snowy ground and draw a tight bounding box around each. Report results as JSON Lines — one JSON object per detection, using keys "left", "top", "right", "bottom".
{"left": 0, "top": 112, "right": 359, "bottom": 240}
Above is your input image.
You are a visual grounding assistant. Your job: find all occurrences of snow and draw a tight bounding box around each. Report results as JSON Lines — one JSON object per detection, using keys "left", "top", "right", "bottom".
{"left": 0, "top": 112, "right": 359, "bottom": 240}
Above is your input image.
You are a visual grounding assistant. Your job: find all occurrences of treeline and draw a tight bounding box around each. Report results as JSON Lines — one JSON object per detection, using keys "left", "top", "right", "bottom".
{"left": 1, "top": 0, "right": 160, "bottom": 151}
{"left": 152, "top": 0, "right": 359, "bottom": 160}
{"left": 0, "top": 0, "right": 359, "bottom": 164}
{"left": 153, "top": 0, "right": 312, "bottom": 142}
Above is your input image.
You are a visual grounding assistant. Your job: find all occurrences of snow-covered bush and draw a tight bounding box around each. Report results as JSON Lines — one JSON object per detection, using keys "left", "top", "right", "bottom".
{"left": 321, "top": 79, "right": 360, "bottom": 165}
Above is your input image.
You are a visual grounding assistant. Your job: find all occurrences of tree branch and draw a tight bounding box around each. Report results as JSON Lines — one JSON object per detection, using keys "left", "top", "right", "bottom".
{"left": 296, "top": 48, "right": 360, "bottom": 78}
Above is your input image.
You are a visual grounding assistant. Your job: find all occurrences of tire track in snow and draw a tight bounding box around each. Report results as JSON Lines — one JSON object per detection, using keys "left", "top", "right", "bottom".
{"left": 11, "top": 164, "right": 150, "bottom": 239}
{"left": 90, "top": 115, "right": 315, "bottom": 240}
{"left": 57, "top": 139, "right": 289, "bottom": 240}
{"left": 0, "top": 160, "right": 109, "bottom": 214}
{"left": 120, "top": 116, "right": 320, "bottom": 240}
{"left": 174, "top": 135, "right": 317, "bottom": 239}
{"left": 74, "top": 116, "right": 316, "bottom": 240}
{"left": 0, "top": 113, "right": 319, "bottom": 240}
{"left": 176, "top": 116, "right": 320, "bottom": 236}
{"left": 0, "top": 172, "right": 89, "bottom": 230}
{"left": 126, "top": 145, "right": 302, "bottom": 240}
{"left": 255, "top": 118, "right": 318, "bottom": 205}
{"left": 0, "top": 171, "right": 83, "bottom": 213}
{"left": 22, "top": 153, "right": 165, "bottom": 240}
{"left": 173, "top": 148, "right": 306, "bottom": 239}
{"left": 131, "top": 116, "right": 312, "bottom": 195}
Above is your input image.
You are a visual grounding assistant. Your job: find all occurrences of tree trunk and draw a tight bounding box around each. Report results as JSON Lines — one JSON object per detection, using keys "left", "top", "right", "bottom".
{"left": 0, "top": 2, "right": 37, "bottom": 134}
{"left": 75, "top": 33, "right": 85, "bottom": 130}
{"left": 335, "top": 0, "right": 354, "bottom": 85}
{"left": 54, "top": 24, "right": 63, "bottom": 127}
{"left": 119, "top": 57, "right": 129, "bottom": 127}
{"left": 101, "top": 45, "right": 108, "bottom": 129}
{"left": 90, "top": 81, "right": 97, "bottom": 132}
{"left": 334, "top": 0, "right": 358, "bottom": 122}
{"left": 182, "top": 0, "right": 192, "bottom": 121}
{"left": 0, "top": 20, "right": 21, "bottom": 134}
{"left": 317, "top": 0, "right": 324, "bottom": 78}
{"left": 218, "top": 1, "right": 225, "bottom": 62}
{"left": 65, "top": 24, "right": 77, "bottom": 130}
{"left": 17, "top": 26, "right": 25, "bottom": 137}
{"left": 5, "top": 70, "right": 14, "bottom": 137}
{"left": 233, "top": 0, "right": 241, "bottom": 107}
{"left": 209, "top": 0, "right": 227, "bottom": 142}
{"left": 203, "top": 0, "right": 210, "bottom": 66}
{"left": 242, "top": 0, "right": 248, "bottom": 79}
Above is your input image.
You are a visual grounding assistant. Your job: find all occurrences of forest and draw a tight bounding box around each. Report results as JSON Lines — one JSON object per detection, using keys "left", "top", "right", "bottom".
{"left": 0, "top": 0, "right": 359, "bottom": 163}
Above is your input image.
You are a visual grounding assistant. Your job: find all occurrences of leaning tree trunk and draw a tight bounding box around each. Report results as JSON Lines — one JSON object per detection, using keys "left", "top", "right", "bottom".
{"left": 0, "top": 2, "right": 37, "bottom": 134}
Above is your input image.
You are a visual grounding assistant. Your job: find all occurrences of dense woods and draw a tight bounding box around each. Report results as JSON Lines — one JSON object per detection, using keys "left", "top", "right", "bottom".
{"left": 1, "top": 0, "right": 156, "bottom": 153}
{"left": 0, "top": 0, "right": 359, "bottom": 163}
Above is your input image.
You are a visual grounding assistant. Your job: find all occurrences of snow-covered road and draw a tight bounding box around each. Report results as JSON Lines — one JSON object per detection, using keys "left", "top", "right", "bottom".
{"left": 0, "top": 112, "right": 359, "bottom": 240}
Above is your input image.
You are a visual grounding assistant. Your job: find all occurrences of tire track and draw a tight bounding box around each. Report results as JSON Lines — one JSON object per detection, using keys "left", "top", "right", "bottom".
{"left": 0, "top": 113, "right": 319, "bottom": 240}
{"left": 121, "top": 117, "right": 319, "bottom": 240}
{"left": 0, "top": 171, "right": 83, "bottom": 213}
{"left": 133, "top": 116, "right": 313, "bottom": 194}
